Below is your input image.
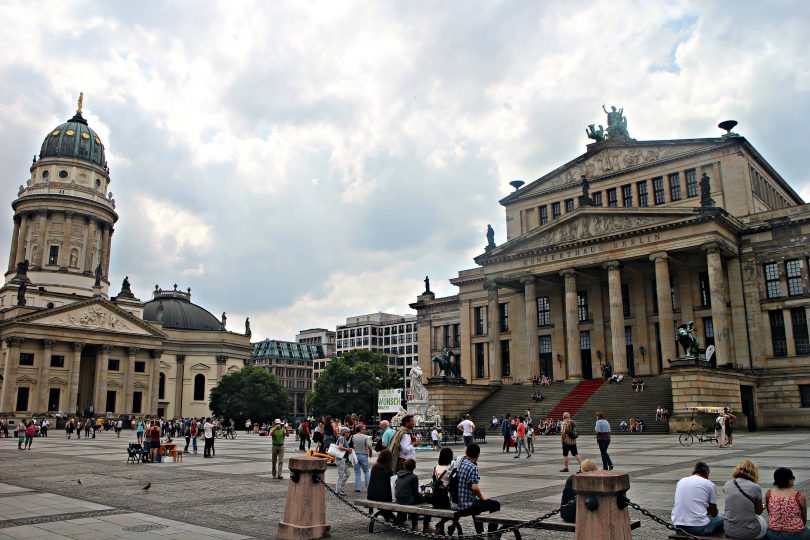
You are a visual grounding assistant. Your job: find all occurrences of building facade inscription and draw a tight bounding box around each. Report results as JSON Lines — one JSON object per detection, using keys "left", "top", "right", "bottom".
{"left": 521, "top": 232, "right": 663, "bottom": 267}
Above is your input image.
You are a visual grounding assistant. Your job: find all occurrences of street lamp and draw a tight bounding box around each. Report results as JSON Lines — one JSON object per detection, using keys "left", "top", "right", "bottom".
{"left": 338, "top": 382, "right": 358, "bottom": 416}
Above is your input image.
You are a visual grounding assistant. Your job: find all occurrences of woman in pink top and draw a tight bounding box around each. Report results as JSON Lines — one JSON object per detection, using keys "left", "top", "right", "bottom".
{"left": 765, "top": 467, "right": 809, "bottom": 539}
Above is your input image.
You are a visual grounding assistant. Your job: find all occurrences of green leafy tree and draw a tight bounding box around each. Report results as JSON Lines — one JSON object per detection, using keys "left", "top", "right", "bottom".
{"left": 308, "top": 349, "right": 401, "bottom": 419}
{"left": 209, "top": 366, "right": 289, "bottom": 423}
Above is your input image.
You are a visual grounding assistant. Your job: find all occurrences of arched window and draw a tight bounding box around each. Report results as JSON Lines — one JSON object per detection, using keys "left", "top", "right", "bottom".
{"left": 158, "top": 373, "right": 166, "bottom": 400}
{"left": 194, "top": 374, "right": 205, "bottom": 401}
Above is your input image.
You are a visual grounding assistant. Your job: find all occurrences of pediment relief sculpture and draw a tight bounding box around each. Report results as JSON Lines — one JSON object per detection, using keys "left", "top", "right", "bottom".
{"left": 107, "top": 380, "right": 122, "bottom": 388}
{"left": 51, "top": 306, "right": 133, "bottom": 331}
{"left": 189, "top": 363, "right": 211, "bottom": 372}
{"left": 16, "top": 374, "right": 37, "bottom": 383}
{"left": 48, "top": 376, "right": 68, "bottom": 384}
{"left": 133, "top": 380, "right": 148, "bottom": 388}
{"left": 535, "top": 214, "right": 666, "bottom": 247}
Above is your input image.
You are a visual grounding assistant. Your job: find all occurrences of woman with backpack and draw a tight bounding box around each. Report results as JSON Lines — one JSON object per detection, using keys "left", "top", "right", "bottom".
{"left": 430, "top": 448, "right": 454, "bottom": 534}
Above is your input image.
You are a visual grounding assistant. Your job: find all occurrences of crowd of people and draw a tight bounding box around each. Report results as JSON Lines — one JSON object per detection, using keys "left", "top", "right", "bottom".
{"left": 531, "top": 374, "right": 552, "bottom": 386}
{"left": 656, "top": 406, "right": 671, "bottom": 421}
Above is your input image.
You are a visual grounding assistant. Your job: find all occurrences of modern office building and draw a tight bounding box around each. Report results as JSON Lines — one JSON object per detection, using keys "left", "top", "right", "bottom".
{"left": 296, "top": 328, "right": 336, "bottom": 380}
{"left": 250, "top": 339, "right": 322, "bottom": 417}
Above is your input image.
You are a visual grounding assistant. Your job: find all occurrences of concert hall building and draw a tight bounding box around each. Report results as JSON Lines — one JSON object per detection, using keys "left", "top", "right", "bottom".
{"left": 413, "top": 112, "right": 810, "bottom": 429}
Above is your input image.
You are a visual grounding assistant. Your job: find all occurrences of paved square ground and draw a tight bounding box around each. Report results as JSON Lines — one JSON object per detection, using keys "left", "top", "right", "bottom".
{"left": 1, "top": 429, "right": 808, "bottom": 539}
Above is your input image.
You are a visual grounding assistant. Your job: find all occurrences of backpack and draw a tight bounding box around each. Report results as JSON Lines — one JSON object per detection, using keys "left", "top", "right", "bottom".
{"left": 714, "top": 419, "right": 723, "bottom": 430}
{"left": 429, "top": 468, "right": 450, "bottom": 509}
{"left": 448, "top": 458, "right": 465, "bottom": 504}
{"left": 566, "top": 421, "right": 579, "bottom": 440}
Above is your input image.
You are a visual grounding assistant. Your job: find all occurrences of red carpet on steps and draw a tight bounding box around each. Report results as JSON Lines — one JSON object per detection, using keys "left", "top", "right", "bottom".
{"left": 545, "top": 379, "right": 605, "bottom": 422}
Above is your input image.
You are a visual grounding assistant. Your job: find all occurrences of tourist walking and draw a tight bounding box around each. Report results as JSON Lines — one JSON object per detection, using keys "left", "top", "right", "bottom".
{"left": 270, "top": 419, "right": 286, "bottom": 479}
{"left": 24, "top": 421, "right": 35, "bottom": 450}
{"left": 594, "top": 412, "right": 613, "bottom": 471}
{"left": 560, "top": 412, "right": 582, "bottom": 472}
{"left": 322, "top": 416, "right": 336, "bottom": 450}
{"left": 765, "top": 467, "right": 810, "bottom": 539}
{"left": 723, "top": 459, "right": 766, "bottom": 539}
{"left": 352, "top": 425, "right": 373, "bottom": 492}
{"left": 514, "top": 416, "right": 530, "bottom": 458}
{"left": 191, "top": 419, "right": 199, "bottom": 454}
{"left": 500, "top": 414, "right": 512, "bottom": 453}
{"left": 335, "top": 426, "right": 353, "bottom": 496}
{"left": 458, "top": 414, "right": 476, "bottom": 447}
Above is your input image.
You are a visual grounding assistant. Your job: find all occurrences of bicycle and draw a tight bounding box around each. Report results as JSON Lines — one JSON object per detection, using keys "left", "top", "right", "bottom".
{"left": 677, "top": 422, "right": 719, "bottom": 447}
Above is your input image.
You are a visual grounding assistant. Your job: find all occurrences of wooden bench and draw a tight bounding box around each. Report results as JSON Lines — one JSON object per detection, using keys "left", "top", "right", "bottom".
{"left": 474, "top": 510, "right": 641, "bottom": 539}
{"left": 668, "top": 534, "right": 733, "bottom": 539}
{"left": 355, "top": 500, "right": 463, "bottom": 534}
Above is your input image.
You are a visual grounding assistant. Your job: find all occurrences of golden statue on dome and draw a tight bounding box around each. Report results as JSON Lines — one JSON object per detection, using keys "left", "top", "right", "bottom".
{"left": 76, "top": 92, "right": 83, "bottom": 115}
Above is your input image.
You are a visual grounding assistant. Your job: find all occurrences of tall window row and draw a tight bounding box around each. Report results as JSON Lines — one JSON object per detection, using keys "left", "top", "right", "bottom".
{"left": 764, "top": 259, "right": 807, "bottom": 299}
{"left": 769, "top": 307, "right": 810, "bottom": 357}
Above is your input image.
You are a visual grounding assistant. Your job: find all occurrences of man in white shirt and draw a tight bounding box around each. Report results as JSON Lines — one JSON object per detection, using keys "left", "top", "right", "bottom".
{"left": 430, "top": 427, "right": 440, "bottom": 450}
{"left": 672, "top": 462, "right": 723, "bottom": 535}
{"left": 203, "top": 418, "right": 215, "bottom": 458}
{"left": 391, "top": 415, "right": 416, "bottom": 470}
{"left": 457, "top": 414, "right": 476, "bottom": 446}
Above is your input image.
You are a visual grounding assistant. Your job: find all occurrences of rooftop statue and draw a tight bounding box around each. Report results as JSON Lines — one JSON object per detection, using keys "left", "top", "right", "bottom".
{"left": 602, "top": 104, "right": 630, "bottom": 139}
{"left": 580, "top": 175, "right": 594, "bottom": 207}
{"left": 423, "top": 275, "right": 432, "bottom": 294}
{"left": 221, "top": 312, "right": 227, "bottom": 329}
{"left": 586, "top": 123, "right": 605, "bottom": 142}
{"left": 245, "top": 317, "right": 252, "bottom": 337}
{"left": 700, "top": 172, "right": 715, "bottom": 207}
{"left": 16, "top": 281, "right": 27, "bottom": 306}
{"left": 94, "top": 264, "right": 103, "bottom": 286}
{"left": 15, "top": 259, "right": 29, "bottom": 277}
{"left": 486, "top": 224, "right": 495, "bottom": 250}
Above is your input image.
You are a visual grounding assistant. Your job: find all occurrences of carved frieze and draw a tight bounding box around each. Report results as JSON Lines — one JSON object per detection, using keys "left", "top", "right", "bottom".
{"left": 53, "top": 307, "right": 132, "bottom": 331}
{"left": 535, "top": 215, "right": 664, "bottom": 247}
{"left": 543, "top": 146, "right": 679, "bottom": 190}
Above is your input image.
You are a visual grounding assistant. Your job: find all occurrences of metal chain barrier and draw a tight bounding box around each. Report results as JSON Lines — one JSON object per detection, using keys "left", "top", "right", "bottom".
{"left": 320, "top": 477, "right": 575, "bottom": 539}
{"left": 625, "top": 500, "right": 702, "bottom": 540}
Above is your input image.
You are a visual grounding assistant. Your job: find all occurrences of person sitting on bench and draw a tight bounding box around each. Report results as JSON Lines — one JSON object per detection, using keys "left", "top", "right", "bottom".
{"left": 395, "top": 458, "right": 435, "bottom": 533}
{"left": 451, "top": 443, "right": 501, "bottom": 533}
{"left": 367, "top": 449, "right": 396, "bottom": 521}
{"left": 672, "top": 461, "right": 724, "bottom": 536}
{"left": 560, "top": 459, "right": 600, "bottom": 523}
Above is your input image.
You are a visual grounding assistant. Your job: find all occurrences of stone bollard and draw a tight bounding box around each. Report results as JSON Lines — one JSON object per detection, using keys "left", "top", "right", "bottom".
{"left": 277, "top": 456, "right": 330, "bottom": 540}
{"left": 573, "top": 470, "right": 632, "bottom": 540}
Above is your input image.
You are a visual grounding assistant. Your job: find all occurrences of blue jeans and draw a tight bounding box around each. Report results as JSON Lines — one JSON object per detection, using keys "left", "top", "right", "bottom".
{"left": 678, "top": 515, "right": 724, "bottom": 535}
{"left": 597, "top": 439, "right": 613, "bottom": 470}
{"left": 354, "top": 454, "right": 370, "bottom": 491}
{"left": 192, "top": 437, "right": 198, "bottom": 453}
{"left": 767, "top": 529, "right": 810, "bottom": 540}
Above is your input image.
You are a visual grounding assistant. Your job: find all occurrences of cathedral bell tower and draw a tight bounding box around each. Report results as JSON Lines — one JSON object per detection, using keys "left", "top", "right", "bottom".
{"left": 2, "top": 94, "right": 118, "bottom": 308}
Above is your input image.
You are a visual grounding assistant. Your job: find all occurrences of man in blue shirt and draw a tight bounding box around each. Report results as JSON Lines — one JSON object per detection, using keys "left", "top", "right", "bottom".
{"left": 451, "top": 443, "right": 500, "bottom": 533}
{"left": 379, "top": 420, "right": 395, "bottom": 449}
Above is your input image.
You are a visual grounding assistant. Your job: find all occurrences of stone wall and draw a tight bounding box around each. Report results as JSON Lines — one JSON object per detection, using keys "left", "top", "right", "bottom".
{"left": 756, "top": 373, "right": 810, "bottom": 428}
{"left": 668, "top": 366, "right": 755, "bottom": 431}
{"left": 427, "top": 382, "right": 496, "bottom": 424}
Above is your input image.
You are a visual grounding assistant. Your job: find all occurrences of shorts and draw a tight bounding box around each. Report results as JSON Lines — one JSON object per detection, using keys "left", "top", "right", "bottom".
{"left": 562, "top": 442, "right": 578, "bottom": 456}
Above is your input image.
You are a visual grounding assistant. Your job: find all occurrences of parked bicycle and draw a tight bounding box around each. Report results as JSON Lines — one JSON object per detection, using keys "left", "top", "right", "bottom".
{"left": 677, "top": 422, "right": 718, "bottom": 447}
{"left": 216, "top": 426, "right": 236, "bottom": 439}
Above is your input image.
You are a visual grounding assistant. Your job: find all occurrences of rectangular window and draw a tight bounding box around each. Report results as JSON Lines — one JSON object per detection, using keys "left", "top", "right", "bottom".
{"left": 501, "top": 340, "right": 510, "bottom": 376}
{"left": 539, "top": 205, "right": 548, "bottom": 225}
{"left": 475, "top": 343, "right": 485, "bottom": 378}
{"left": 105, "top": 390, "right": 116, "bottom": 413}
{"left": 444, "top": 324, "right": 452, "bottom": 348}
{"left": 637, "top": 181, "right": 649, "bottom": 207}
{"left": 801, "top": 385, "right": 810, "bottom": 408}
{"left": 539, "top": 335, "right": 552, "bottom": 354}
{"left": 786, "top": 260, "right": 803, "bottom": 296}
{"left": 453, "top": 324, "right": 461, "bottom": 347}
{"left": 47, "top": 388, "right": 60, "bottom": 411}
{"left": 685, "top": 169, "right": 698, "bottom": 198}
{"left": 607, "top": 188, "right": 618, "bottom": 207}
{"left": 592, "top": 192, "right": 603, "bottom": 207}
{"left": 134, "top": 361, "right": 146, "bottom": 373}
{"left": 580, "top": 331, "right": 591, "bottom": 350}
{"left": 15, "top": 387, "right": 29, "bottom": 411}
{"left": 537, "top": 296, "right": 551, "bottom": 326}
{"left": 668, "top": 173, "right": 682, "bottom": 201}
{"left": 703, "top": 317, "right": 715, "bottom": 347}
{"left": 653, "top": 177, "right": 666, "bottom": 205}
{"left": 791, "top": 308, "right": 810, "bottom": 355}
{"left": 474, "top": 306, "right": 485, "bottom": 335}
{"left": 621, "top": 184, "right": 633, "bottom": 207}
{"left": 577, "top": 290, "right": 588, "bottom": 322}
{"left": 621, "top": 284, "right": 630, "bottom": 317}
{"left": 48, "top": 245, "right": 59, "bottom": 265}
{"left": 552, "top": 202, "right": 561, "bottom": 219}
{"left": 499, "top": 302, "right": 509, "bottom": 332}
{"left": 565, "top": 198, "right": 574, "bottom": 213}
{"left": 769, "top": 310, "right": 787, "bottom": 357}
{"left": 625, "top": 325, "right": 633, "bottom": 345}
{"left": 108, "top": 359, "right": 120, "bottom": 371}
{"left": 19, "top": 353, "right": 34, "bottom": 366}
{"left": 699, "top": 272, "right": 711, "bottom": 307}
{"left": 132, "top": 391, "right": 143, "bottom": 414}
{"left": 50, "top": 355, "right": 64, "bottom": 368}
{"left": 764, "top": 263, "right": 781, "bottom": 299}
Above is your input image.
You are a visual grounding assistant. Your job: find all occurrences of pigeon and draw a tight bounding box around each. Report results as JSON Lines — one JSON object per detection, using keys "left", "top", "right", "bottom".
{"left": 77, "top": 479, "right": 82, "bottom": 485}
{"left": 142, "top": 483, "right": 151, "bottom": 491}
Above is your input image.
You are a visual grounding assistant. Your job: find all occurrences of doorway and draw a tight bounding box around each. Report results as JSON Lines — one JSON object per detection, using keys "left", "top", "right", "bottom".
{"left": 740, "top": 385, "right": 757, "bottom": 431}
{"left": 625, "top": 326, "right": 635, "bottom": 377}
{"left": 580, "top": 331, "right": 592, "bottom": 380}
{"left": 77, "top": 346, "right": 97, "bottom": 416}
{"left": 539, "top": 336, "right": 553, "bottom": 380}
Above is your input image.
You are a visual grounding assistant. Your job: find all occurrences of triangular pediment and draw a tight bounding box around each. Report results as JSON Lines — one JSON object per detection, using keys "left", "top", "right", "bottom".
{"left": 159, "top": 361, "right": 172, "bottom": 370}
{"left": 48, "top": 376, "right": 68, "bottom": 385}
{"left": 502, "top": 139, "right": 729, "bottom": 204}
{"left": 477, "top": 207, "right": 702, "bottom": 263}
{"left": 226, "top": 365, "right": 240, "bottom": 372}
{"left": 107, "top": 379, "right": 122, "bottom": 388}
{"left": 17, "top": 374, "right": 37, "bottom": 383}
{"left": 189, "top": 363, "right": 210, "bottom": 372}
{"left": 133, "top": 380, "right": 148, "bottom": 388}
{"left": 11, "top": 298, "right": 166, "bottom": 339}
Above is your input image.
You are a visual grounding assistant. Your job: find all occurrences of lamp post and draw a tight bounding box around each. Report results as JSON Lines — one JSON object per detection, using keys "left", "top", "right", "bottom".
{"left": 338, "top": 382, "right": 358, "bottom": 417}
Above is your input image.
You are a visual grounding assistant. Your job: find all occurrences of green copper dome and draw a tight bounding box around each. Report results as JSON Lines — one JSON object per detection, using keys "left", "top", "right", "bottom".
{"left": 39, "top": 112, "right": 106, "bottom": 167}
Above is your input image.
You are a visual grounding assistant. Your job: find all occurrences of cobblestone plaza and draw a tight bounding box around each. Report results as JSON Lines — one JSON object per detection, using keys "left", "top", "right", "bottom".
{"left": 1, "top": 430, "right": 808, "bottom": 539}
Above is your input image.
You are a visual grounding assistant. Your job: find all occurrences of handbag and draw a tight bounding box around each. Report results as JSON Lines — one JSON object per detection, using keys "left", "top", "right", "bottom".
{"left": 326, "top": 443, "right": 344, "bottom": 459}
{"left": 348, "top": 450, "right": 358, "bottom": 466}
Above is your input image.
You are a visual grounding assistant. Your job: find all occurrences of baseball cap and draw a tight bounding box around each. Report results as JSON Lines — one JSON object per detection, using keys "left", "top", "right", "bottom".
{"left": 274, "top": 419, "right": 281, "bottom": 424}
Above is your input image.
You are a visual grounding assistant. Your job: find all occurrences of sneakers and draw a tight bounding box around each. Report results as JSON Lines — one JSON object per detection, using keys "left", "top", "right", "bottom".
{"left": 527, "top": 454, "right": 532, "bottom": 459}
{"left": 423, "top": 525, "right": 436, "bottom": 533}
{"left": 513, "top": 455, "right": 520, "bottom": 459}
{"left": 559, "top": 468, "right": 569, "bottom": 472}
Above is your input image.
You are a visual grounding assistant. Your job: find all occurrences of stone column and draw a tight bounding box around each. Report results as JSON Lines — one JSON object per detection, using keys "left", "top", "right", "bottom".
{"left": 100, "top": 224, "right": 111, "bottom": 277}
{"left": 706, "top": 244, "right": 732, "bottom": 367}
{"left": 216, "top": 355, "right": 227, "bottom": 380}
{"left": 604, "top": 261, "right": 628, "bottom": 374}
{"left": 7, "top": 215, "right": 20, "bottom": 272}
{"left": 95, "top": 345, "right": 111, "bottom": 413}
{"left": 15, "top": 215, "right": 29, "bottom": 265}
{"left": 123, "top": 348, "right": 137, "bottom": 415}
{"left": 484, "top": 280, "right": 502, "bottom": 383}
{"left": 83, "top": 217, "right": 96, "bottom": 273}
{"left": 0, "top": 337, "right": 23, "bottom": 412}
{"left": 174, "top": 355, "right": 185, "bottom": 418}
{"left": 149, "top": 349, "right": 163, "bottom": 415}
{"left": 35, "top": 209, "right": 48, "bottom": 267}
{"left": 561, "top": 269, "right": 582, "bottom": 381}
{"left": 38, "top": 340, "right": 55, "bottom": 411}
{"left": 650, "top": 252, "right": 677, "bottom": 368}
{"left": 522, "top": 276, "right": 538, "bottom": 381}
{"left": 59, "top": 211, "right": 74, "bottom": 268}
{"left": 67, "top": 343, "right": 84, "bottom": 415}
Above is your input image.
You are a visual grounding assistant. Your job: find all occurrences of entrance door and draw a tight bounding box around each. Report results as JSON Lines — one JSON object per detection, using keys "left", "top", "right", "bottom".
{"left": 625, "top": 326, "right": 635, "bottom": 377}
{"left": 77, "top": 346, "right": 97, "bottom": 416}
{"left": 539, "top": 336, "right": 553, "bottom": 380}
{"left": 655, "top": 323, "right": 663, "bottom": 373}
{"left": 580, "top": 331, "right": 592, "bottom": 380}
{"left": 740, "top": 385, "right": 757, "bottom": 431}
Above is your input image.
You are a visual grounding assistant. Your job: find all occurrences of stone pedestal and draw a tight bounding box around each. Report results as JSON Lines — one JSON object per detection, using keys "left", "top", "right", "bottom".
{"left": 573, "top": 471, "right": 632, "bottom": 540}
{"left": 407, "top": 399, "right": 428, "bottom": 420}
{"left": 426, "top": 383, "right": 496, "bottom": 424}
{"left": 277, "top": 457, "right": 330, "bottom": 540}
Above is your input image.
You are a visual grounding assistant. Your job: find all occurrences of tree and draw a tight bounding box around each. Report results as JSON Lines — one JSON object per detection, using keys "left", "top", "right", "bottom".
{"left": 209, "top": 366, "right": 289, "bottom": 423}
{"left": 308, "top": 349, "right": 401, "bottom": 420}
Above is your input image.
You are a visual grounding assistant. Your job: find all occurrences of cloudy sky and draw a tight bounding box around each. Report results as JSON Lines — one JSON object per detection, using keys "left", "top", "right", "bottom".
{"left": 1, "top": 1, "right": 809, "bottom": 340}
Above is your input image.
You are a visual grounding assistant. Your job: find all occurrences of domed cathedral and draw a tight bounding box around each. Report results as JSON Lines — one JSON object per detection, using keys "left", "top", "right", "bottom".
{"left": 0, "top": 95, "right": 250, "bottom": 420}
{"left": 414, "top": 108, "right": 810, "bottom": 430}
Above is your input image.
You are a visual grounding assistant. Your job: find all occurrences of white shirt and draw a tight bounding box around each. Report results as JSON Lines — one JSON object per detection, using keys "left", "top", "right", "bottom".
{"left": 431, "top": 429, "right": 439, "bottom": 441}
{"left": 399, "top": 433, "right": 416, "bottom": 460}
{"left": 203, "top": 421, "right": 214, "bottom": 439}
{"left": 458, "top": 419, "right": 475, "bottom": 436}
{"left": 672, "top": 475, "right": 717, "bottom": 527}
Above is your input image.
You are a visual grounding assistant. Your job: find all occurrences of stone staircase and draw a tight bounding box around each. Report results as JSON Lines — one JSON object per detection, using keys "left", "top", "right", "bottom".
{"left": 544, "top": 379, "right": 605, "bottom": 423}
{"left": 469, "top": 382, "right": 574, "bottom": 429}
{"left": 572, "top": 375, "right": 673, "bottom": 435}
